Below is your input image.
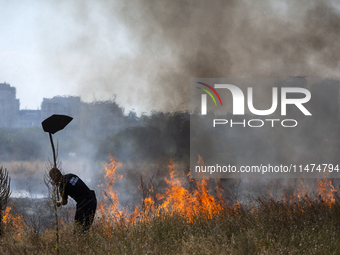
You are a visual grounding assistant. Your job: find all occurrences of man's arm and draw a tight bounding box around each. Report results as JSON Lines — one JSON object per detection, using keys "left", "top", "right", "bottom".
{"left": 56, "top": 198, "right": 68, "bottom": 207}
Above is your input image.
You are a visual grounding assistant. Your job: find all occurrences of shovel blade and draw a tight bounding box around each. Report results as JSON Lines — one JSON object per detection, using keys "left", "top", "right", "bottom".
{"left": 42, "top": 114, "right": 73, "bottom": 134}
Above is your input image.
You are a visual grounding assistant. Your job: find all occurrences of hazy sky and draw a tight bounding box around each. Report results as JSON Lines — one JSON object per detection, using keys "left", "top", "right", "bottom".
{"left": 1, "top": 0, "right": 135, "bottom": 111}
{"left": 1, "top": 0, "right": 340, "bottom": 114}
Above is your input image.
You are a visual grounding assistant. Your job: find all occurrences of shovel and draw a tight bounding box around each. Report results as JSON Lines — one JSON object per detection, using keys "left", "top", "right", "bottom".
{"left": 42, "top": 114, "right": 73, "bottom": 168}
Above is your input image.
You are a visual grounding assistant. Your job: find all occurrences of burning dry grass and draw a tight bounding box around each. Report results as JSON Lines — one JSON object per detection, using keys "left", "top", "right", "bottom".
{"left": 1, "top": 205, "right": 28, "bottom": 238}
{"left": 2, "top": 157, "right": 340, "bottom": 254}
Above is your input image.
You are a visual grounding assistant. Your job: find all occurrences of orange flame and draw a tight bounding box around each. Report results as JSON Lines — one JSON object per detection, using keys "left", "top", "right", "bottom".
{"left": 2, "top": 205, "right": 27, "bottom": 237}
{"left": 316, "top": 178, "right": 337, "bottom": 207}
{"left": 98, "top": 156, "right": 225, "bottom": 226}
{"left": 279, "top": 178, "right": 337, "bottom": 208}
{"left": 97, "top": 154, "right": 127, "bottom": 236}
{"left": 98, "top": 154, "right": 338, "bottom": 233}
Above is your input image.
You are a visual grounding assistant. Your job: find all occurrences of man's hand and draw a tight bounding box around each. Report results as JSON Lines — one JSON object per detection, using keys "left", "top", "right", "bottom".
{"left": 57, "top": 199, "right": 68, "bottom": 207}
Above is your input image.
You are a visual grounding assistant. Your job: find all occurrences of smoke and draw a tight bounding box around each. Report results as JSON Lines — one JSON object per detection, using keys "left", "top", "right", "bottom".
{"left": 6, "top": 0, "right": 340, "bottom": 202}
{"left": 36, "top": 0, "right": 340, "bottom": 114}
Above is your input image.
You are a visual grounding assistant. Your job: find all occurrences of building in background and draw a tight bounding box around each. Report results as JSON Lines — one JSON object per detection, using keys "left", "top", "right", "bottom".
{"left": 40, "top": 95, "right": 125, "bottom": 136}
{"left": 80, "top": 100, "right": 125, "bottom": 137}
{"left": 0, "top": 83, "right": 20, "bottom": 128}
{"left": 18, "top": 110, "right": 41, "bottom": 127}
{"left": 1, "top": 84, "right": 125, "bottom": 133}
{"left": 41, "top": 96, "right": 82, "bottom": 130}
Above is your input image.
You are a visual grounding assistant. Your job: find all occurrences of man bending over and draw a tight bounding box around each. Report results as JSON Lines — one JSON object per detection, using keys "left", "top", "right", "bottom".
{"left": 49, "top": 167, "right": 97, "bottom": 232}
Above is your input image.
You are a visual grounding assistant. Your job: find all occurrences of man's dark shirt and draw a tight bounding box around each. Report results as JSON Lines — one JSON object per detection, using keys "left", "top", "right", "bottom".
{"left": 59, "top": 174, "right": 94, "bottom": 205}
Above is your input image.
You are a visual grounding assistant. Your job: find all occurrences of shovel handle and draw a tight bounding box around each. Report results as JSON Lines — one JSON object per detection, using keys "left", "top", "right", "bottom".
{"left": 49, "top": 132, "right": 57, "bottom": 168}
{"left": 49, "top": 132, "right": 60, "bottom": 201}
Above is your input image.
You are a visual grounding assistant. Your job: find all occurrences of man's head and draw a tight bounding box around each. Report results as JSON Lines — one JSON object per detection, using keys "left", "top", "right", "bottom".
{"left": 49, "top": 167, "right": 62, "bottom": 183}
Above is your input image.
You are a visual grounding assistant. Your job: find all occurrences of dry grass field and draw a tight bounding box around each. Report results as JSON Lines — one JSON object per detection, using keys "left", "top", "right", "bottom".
{"left": 1, "top": 157, "right": 340, "bottom": 255}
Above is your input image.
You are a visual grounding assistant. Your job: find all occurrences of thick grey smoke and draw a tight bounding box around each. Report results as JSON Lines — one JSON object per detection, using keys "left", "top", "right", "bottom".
{"left": 42, "top": 0, "right": 340, "bottom": 114}
{"left": 7, "top": 0, "right": 340, "bottom": 205}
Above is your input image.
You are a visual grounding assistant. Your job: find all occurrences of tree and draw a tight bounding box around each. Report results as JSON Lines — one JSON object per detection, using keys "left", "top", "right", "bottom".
{"left": 44, "top": 161, "right": 61, "bottom": 255}
{"left": 0, "top": 166, "right": 11, "bottom": 236}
